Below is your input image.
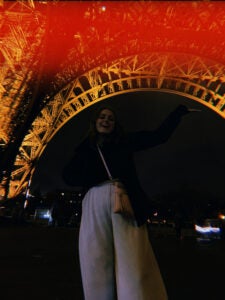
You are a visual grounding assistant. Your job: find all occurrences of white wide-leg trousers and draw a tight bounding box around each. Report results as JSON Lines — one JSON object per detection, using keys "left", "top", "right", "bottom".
{"left": 79, "top": 183, "right": 168, "bottom": 300}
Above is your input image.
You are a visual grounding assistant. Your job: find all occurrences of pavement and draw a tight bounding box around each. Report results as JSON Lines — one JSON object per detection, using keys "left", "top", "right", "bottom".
{"left": 0, "top": 221, "right": 224, "bottom": 300}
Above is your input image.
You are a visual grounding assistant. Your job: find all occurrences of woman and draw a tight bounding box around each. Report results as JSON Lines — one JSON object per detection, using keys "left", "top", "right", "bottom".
{"left": 62, "top": 103, "right": 189, "bottom": 300}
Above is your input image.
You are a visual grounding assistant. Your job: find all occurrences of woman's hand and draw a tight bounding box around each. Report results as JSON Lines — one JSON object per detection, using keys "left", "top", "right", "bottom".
{"left": 174, "top": 104, "right": 190, "bottom": 116}
{"left": 174, "top": 105, "right": 201, "bottom": 116}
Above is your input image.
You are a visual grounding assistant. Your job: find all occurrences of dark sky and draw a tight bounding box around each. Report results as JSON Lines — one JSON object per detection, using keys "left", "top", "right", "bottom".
{"left": 31, "top": 91, "right": 225, "bottom": 199}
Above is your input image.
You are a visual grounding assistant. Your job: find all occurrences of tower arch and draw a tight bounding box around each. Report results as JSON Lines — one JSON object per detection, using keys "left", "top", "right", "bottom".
{"left": 6, "top": 52, "right": 225, "bottom": 198}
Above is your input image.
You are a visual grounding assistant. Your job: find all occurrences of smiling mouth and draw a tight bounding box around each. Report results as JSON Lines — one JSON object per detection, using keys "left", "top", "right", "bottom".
{"left": 101, "top": 124, "right": 109, "bottom": 128}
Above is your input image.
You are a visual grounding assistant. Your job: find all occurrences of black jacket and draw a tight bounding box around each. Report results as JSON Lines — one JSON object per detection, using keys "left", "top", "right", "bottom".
{"left": 62, "top": 105, "right": 188, "bottom": 226}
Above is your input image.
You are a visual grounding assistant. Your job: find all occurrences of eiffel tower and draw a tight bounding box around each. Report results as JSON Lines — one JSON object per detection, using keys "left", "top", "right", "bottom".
{"left": 0, "top": 0, "right": 225, "bottom": 200}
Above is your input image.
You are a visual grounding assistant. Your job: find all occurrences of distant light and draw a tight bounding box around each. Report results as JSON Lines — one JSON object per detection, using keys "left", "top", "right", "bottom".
{"left": 61, "top": 192, "right": 65, "bottom": 196}
{"left": 43, "top": 210, "right": 51, "bottom": 219}
{"left": 34, "top": 209, "right": 52, "bottom": 223}
{"left": 24, "top": 200, "right": 28, "bottom": 209}
{"left": 195, "top": 224, "right": 220, "bottom": 234}
{"left": 218, "top": 214, "right": 225, "bottom": 220}
{"left": 101, "top": 6, "right": 106, "bottom": 12}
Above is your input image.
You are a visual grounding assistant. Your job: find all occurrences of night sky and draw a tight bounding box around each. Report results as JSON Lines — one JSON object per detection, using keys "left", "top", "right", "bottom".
{"left": 31, "top": 91, "right": 225, "bottom": 200}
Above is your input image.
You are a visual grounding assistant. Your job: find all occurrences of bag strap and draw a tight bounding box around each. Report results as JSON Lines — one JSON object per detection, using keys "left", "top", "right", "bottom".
{"left": 96, "top": 144, "right": 113, "bottom": 180}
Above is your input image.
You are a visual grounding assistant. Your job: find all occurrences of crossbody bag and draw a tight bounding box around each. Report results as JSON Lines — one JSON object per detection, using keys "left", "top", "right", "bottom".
{"left": 97, "top": 144, "right": 134, "bottom": 218}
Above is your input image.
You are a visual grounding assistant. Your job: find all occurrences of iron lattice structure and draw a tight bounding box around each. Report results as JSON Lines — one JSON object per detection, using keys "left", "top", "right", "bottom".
{"left": 0, "top": 1, "right": 44, "bottom": 144}
{"left": 0, "top": 1, "right": 225, "bottom": 199}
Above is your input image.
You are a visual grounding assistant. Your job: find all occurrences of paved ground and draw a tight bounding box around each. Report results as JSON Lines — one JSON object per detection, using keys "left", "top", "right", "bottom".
{"left": 0, "top": 221, "right": 224, "bottom": 300}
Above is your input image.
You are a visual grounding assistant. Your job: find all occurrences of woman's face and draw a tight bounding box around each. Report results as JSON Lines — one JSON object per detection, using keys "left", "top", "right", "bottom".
{"left": 95, "top": 108, "right": 115, "bottom": 134}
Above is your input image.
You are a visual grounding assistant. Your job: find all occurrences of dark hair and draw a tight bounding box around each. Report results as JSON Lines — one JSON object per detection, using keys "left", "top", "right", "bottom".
{"left": 88, "top": 104, "right": 123, "bottom": 144}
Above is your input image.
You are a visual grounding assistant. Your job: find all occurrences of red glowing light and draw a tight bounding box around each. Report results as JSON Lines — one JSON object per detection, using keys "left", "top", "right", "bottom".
{"left": 1, "top": 1, "right": 225, "bottom": 77}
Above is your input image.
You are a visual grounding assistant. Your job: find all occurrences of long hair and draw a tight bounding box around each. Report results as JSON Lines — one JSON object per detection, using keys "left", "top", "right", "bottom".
{"left": 88, "top": 104, "right": 123, "bottom": 145}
